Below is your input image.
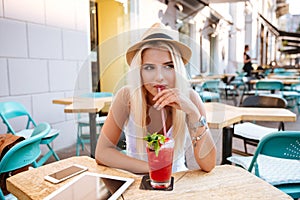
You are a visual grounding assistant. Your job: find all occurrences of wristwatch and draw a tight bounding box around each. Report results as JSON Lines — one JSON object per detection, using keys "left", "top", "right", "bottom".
{"left": 193, "top": 115, "right": 207, "bottom": 128}
{"left": 191, "top": 116, "right": 208, "bottom": 146}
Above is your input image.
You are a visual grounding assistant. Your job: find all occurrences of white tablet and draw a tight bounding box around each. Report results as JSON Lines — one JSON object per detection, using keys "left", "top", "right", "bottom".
{"left": 44, "top": 172, "right": 134, "bottom": 200}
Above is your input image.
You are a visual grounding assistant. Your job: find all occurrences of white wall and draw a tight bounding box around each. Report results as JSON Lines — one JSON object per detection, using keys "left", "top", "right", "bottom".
{"left": 228, "top": 2, "right": 246, "bottom": 72}
{"left": 132, "top": 0, "right": 167, "bottom": 29}
{"left": 0, "top": 0, "right": 91, "bottom": 153}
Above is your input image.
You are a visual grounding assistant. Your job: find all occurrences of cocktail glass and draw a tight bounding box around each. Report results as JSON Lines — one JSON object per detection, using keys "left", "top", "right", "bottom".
{"left": 146, "top": 138, "right": 174, "bottom": 189}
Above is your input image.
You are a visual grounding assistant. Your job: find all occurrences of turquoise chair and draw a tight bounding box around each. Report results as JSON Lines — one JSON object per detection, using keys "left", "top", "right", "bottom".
{"left": 228, "top": 131, "right": 300, "bottom": 199}
{"left": 0, "top": 102, "right": 59, "bottom": 167}
{"left": 229, "top": 72, "right": 247, "bottom": 88}
{"left": 224, "top": 72, "right": 247, "bottom": 105}
{"left": 273, "top": 68, "right": 286, "bottom": 74}
{"left": 280, "top": 82, "right": 300, "bottom": 113}
{"left": 76, "top": 92, "right": 113, "bottom": 156}
{"left": 197, "top": 79, "right": 221, "bottom": 102}
{"left": 263, "top": 68, "right": 272, "bottom": 76}
{"left": 276, "top": 71, "right": 296, "bottom": 76}
{"left": 255, "top": 80, "right": 284, "bottom": 97}
{"left": 0, "top": 123, "right": 50, "bottom": 199}
{"left": 290, "top": 83, "right": 300, "bottom": 113}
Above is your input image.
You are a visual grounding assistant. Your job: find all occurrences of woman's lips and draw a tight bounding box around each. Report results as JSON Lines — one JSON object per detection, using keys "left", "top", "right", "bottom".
{"left": 155, "top": 85, "right": 166, "bottom": 90}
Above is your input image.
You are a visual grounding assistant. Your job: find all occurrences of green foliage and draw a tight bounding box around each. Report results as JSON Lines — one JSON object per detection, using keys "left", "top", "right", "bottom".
{"left": 143, "top": 133, "right": 167, "bottom": 156}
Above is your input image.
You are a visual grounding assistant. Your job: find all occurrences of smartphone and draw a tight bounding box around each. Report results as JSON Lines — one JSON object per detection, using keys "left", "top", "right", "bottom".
{"left": 44, "top": 164, "right": 88, "bottom": 184}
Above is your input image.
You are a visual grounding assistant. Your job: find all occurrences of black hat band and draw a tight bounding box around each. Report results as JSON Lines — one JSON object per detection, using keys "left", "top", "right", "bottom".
{"left": 143, "top": 33, "right": 173, "bottom": 41}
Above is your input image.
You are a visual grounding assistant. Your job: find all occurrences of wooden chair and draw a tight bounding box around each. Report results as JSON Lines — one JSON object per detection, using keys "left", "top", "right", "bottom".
{"left": 233, "top": 95, "right": 287, "bottom": 155}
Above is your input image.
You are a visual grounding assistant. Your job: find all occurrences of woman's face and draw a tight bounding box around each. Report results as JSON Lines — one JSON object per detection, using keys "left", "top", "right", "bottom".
{"left": 141, "top": 47, "right": 175, "bottom": 97}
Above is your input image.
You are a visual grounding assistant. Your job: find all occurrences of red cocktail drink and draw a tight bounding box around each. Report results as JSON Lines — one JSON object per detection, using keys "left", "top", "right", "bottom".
{"left": 147, "top": 139, "right": 174, "bottom": 189}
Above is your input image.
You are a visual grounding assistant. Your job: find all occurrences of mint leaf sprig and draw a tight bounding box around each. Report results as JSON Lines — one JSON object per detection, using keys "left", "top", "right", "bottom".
{"left": 143, "top": 132, "right": 168, "bottom": 156}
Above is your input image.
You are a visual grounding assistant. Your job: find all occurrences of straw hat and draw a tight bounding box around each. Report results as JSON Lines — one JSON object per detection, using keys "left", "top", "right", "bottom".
{"left": 126, "top": 23, "right": 192, "bottom": 66}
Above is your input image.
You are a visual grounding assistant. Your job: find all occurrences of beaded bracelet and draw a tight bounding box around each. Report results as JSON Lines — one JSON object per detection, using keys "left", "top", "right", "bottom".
{"left": 192, "top": 127, "right": 207, "bottom": 147}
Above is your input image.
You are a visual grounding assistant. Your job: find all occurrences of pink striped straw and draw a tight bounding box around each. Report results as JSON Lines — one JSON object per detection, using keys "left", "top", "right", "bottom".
{"left": 157, "top": 87, "right": 167, "bottom": 137}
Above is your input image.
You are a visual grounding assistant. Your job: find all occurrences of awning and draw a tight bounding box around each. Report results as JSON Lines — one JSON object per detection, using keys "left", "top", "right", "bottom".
{"left": 278, "top": 30, "right": 300, "bottom": 54}
{"left": 178, "top": 0, "right": 208, "bottom": 18}
{"left": 258, "top": 14, "right": 300, "bottom": 54}
{"left": 259, "top": 14, "right": 280, "bottom": 36}
{"left": 279, "top": 48, "right": 300, "bottom": 54}
{"left": 178, "top": 0, "right": 233, "bottom": 27}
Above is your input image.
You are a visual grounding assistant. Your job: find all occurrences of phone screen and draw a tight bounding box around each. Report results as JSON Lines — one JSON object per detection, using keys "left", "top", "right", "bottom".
{"left": 49, "top": 165, "right": 86, "bottom": 180}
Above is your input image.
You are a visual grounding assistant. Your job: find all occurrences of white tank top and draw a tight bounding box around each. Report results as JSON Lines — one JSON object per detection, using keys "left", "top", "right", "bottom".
{"left": 124, "top": 115, "right": 188, "bottom": 173}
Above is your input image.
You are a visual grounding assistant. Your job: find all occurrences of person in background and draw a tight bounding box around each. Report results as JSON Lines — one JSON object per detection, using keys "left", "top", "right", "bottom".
{"left": 243, "top": 45, "right": 253, "bottom": 77}
{"left": 95, "top": 23, "right": 216, "bottom": 174}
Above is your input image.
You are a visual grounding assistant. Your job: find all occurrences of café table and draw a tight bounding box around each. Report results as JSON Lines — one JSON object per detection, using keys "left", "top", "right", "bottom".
{"left": 268, "top": 74, "right": 300, "bottom": 80}
{"left": 52, "top": 96, "right": 113, "bottom": 158}
{"left": 189, "top": 73, "right": 236, "bottom": 85}
{"left": 285, "top": 68, "right": 300, "bottom": 74}
{"left": 7, "top": 156, "right": 292, "bottom": 200}
{"left": 250, "top": 78, "right": 300, "bottom": 85}
{"left": 204, "top": 102, "right": 297, "bottom": 164}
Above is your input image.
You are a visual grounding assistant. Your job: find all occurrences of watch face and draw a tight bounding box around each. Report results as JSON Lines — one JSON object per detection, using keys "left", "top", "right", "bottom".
{"left": 193, "top": 116, "right": 207, "bottom": 128}
{"left": 202, "top": 117, "right": 206, "bottom": 126}
{"left": 200, "top": 116, "right": 206, "bottom": 126}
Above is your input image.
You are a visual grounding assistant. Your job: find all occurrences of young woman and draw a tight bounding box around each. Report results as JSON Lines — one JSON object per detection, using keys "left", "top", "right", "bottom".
{"left": 95, "top": 23, "right": 216, "bottom": 174}
{"left": 243, "top": 44, "right": 253, "bottom": 77}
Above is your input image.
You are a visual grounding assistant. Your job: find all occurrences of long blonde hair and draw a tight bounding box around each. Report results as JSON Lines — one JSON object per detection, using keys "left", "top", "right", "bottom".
{"left": 127, "top": 41, "right": 190, "bottom": 161}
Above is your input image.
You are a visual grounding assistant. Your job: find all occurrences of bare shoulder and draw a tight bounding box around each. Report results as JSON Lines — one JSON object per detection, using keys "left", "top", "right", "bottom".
{"left": 114, "top": 86, "right": 131, "bottom": 101}
{"left": 111, "top": 86, "right": 131, "bottom": 110}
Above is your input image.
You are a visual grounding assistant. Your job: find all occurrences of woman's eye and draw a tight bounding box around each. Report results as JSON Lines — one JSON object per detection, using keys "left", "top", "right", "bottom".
{"left": 142, "top": 64, "right": 155, "bottom": 70}
{"left": 164, "top": 64, "right": 174, "bottom": 69}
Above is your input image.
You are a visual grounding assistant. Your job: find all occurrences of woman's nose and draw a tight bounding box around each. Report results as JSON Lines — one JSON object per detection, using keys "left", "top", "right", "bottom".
{"left": 155, "top": 66, "right": 164, "bottom": 81}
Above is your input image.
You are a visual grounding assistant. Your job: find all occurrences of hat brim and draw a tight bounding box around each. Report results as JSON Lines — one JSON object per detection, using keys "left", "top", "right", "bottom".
{"left": 126, "top": 38, "right": 192, "bottom": 66}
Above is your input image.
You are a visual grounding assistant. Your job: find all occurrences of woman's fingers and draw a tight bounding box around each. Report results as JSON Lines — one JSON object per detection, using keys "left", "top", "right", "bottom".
{"left": 153, "top": 89, "right": 181, "bottom": 109}
{"left": 153, "top": 89, "right": 200, "bottom": 116}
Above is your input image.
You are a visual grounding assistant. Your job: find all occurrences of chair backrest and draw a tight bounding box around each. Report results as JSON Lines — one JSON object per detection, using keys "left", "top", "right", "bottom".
{"left": 236, "top": 72, "right": 247, "bottom": 77}
{"left": 248, "top": 131, "right": 300, "bottom": 172}
{"left": 0, "top": 123, "right": 50, "bottom": 174}
{"left": 255, "top": 80, "right": 284, "bottom": 91}
{"left": 228, "top": 72, "right": 246, "bottom": 85}
{"left": 0, "top": 102, "right": 36, "bottom": 134}
{"left": 264, "top": 69, "right": 272, "bottom": 76}
{"left": 201, "top": 80, "right": 220, "bottom": 92}
{"left": 273, "top": 68, "right": 285, "bottom": 74}
{"left": 291, "top": 83, "right": 300, "bottom": 92}
{"left": 275, "top": 71, "right": 296, "bottom": 76}
{"left": 242, "top": 96, "right": 287, "bottom": 108}
{"left": 80, "top": 92, "right": 113, "bottom": 98}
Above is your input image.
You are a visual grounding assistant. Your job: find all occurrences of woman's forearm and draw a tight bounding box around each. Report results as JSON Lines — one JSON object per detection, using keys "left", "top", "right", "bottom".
{"left": 193, "top": 130, "right": 216, "bottom": 172}
{"left": 186, "top": 117, "right": 216, "bottom": 172}
{"left": 95, "top": 146, "right": 149, "bottom": 174}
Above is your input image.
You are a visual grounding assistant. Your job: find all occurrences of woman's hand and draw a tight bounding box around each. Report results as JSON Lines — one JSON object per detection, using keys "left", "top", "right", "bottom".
{"left": 152, "top": 88, "right": 198, "bottom": 115}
